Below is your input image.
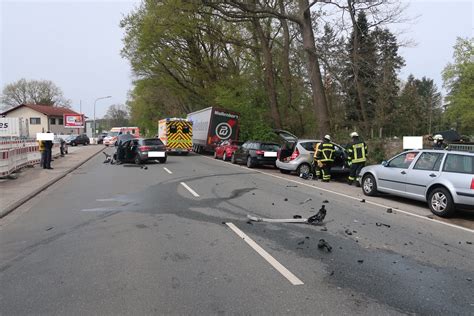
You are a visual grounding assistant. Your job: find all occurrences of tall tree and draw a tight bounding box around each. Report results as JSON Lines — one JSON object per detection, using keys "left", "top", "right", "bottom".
{"left": 104, "top": 104, "right": 130, "bottom": 128}
{"left": 1, "top": 78, "right": 71, "bottom": 108}
{"left": 442, "top": 37, "right": 474, "bottom": 134}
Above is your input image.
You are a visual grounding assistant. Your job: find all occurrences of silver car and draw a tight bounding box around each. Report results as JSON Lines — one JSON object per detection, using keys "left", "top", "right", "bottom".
{"left": 360, "top": 149, "right": 474, "bottom": 217}
{"left": 274, "top": 129, "right": 349, "bottom": 176}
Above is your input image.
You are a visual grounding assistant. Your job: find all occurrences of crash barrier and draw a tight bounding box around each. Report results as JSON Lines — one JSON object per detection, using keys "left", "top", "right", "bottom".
{"left": 0, "top": 138, "right": 60, "bottom": 177}
{"left": 449, "top": 143, "right": 474, "bottom": 152}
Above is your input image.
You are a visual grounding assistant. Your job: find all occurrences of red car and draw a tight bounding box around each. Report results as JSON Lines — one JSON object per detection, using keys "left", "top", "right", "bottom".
{"left": 214, "top": 140, "right": 243, "bottom": 161}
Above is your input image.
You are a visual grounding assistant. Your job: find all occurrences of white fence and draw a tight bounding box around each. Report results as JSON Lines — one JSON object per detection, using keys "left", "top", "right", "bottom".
{"left": 0, "top": 138, "right": 60, "bottom": 177}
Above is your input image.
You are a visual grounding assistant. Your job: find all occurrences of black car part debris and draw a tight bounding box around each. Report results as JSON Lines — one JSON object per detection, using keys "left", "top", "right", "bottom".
{"left": 376, "top": 222, "right": 391, "bottom": 228}
{"left": 247, "top": 205, "right": 327, "bottom": 225}
{"left": 318, "top": 239, "right": 332, "bottom": 252}
{"left": 103, "top": 152, "right": 112, "bottom": 163}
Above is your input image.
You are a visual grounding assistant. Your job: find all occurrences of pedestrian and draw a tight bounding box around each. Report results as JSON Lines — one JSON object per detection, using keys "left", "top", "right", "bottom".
{"left": 314, "top": 135, "right": 335, "bottom": 182}
{"left": 346, "top": 132, "right": 368, "bottom": 186}
{"left": 432, "top": 134, "right": 448, "bottom": 150}
{"left": 38, "top": 139, "right": 46, "bottom": 168}
{"left": 43, "top": 132, "right": 54, "bottom": 169}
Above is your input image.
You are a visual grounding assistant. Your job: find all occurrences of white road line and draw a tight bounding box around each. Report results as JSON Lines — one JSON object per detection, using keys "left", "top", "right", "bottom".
{"left": 225, "top": 222, "right": 304, "bottom": 286}
{"left": 202, "top": 155, "right": 474, "bottom": 234}
{"left": 180, "top": 182, "right": 200, "bottom": 197}
{"left": 163, "top": 167, "right": 173, "bottom": 174}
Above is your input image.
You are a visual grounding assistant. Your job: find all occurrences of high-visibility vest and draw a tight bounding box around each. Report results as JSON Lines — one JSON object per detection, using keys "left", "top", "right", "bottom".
{"left": 38, "top": 140, "right": 45, "bottom": 152}
{"left": 316, "top": 142, "right": 335, "bottom": 162}
{"left": 347, "top": 141, "right": 367, "bottom": 163}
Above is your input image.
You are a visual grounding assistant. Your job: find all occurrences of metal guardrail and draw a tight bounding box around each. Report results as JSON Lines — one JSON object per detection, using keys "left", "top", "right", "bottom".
{"left": 449, "top": 143, "right": 474, "bottom": 152}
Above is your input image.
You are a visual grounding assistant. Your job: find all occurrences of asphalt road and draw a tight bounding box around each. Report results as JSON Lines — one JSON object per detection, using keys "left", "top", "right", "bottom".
{"left": 1, "top": 150, "right": 473, "bottom": 315}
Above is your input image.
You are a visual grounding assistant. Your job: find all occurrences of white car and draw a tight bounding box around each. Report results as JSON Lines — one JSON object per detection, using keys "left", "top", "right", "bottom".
{"left": 360, "top": 149, "right": 474, "bottom": 217}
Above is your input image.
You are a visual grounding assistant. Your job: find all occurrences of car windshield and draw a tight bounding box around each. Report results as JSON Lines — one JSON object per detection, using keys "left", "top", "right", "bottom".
{"left": 143, "top": 139, "right": 164, "bottom": 146}
{"left": 260, "top": 143, "right": 280, "bottom": 151}
{"left": 108, "top": 132, "right": 119, "bottom": 137}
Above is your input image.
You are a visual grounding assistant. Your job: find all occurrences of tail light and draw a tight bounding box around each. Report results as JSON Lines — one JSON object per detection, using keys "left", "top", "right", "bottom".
{"left": 290, "top": 148, "right": 300, "bottom": 160}
{"left": 471, "top": 178, "right": 474, "bottom": 190}
{"left": 139, "top": 146, "right": 151, "bottom": 151}
{"left": 255, "top": 150, "right": 265, "bottom": 155}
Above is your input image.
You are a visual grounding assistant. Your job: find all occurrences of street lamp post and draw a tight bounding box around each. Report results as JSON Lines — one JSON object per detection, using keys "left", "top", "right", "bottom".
{"left": 93, "top": 96, "right": 112, "bottom": 138}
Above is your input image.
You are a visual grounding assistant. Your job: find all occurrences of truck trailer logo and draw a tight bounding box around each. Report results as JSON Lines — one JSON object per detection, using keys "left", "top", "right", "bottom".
{"left": 216, "top": 122, "right": 232, "bottom": 140}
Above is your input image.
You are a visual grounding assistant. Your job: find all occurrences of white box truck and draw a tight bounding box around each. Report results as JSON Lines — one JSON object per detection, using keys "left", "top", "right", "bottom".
{"left": 187, "top": 107, "right": 240, "bottom": 153}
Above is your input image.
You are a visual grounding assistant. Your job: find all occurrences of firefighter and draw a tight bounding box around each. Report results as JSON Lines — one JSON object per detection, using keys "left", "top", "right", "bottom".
{"left": 315, "top": 135, "right": 335, "bottom": 182}
{"left": 346, "top": 132, "right": 368, "bottom": 186}
{"left": 433, "top": 134, "right": 448, "bottom": 150}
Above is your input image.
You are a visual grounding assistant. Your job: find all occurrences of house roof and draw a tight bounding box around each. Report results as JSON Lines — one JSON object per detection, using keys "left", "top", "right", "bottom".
{"left": 1, "top": 104, "right": 80, "bottom": 117}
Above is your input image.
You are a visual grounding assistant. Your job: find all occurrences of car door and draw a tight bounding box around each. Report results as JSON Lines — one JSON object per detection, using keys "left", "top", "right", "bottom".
{"left": 377, "top": 151, "right": 419, "bottom": 195}
{"left": 405, "top": 152, "right": 445, "bottom": 200}
{"left": 235, "top": 142, "right": 249, "bottom": 162}
{"left": 441, "top": 154, "right": 474, "bottom": 205}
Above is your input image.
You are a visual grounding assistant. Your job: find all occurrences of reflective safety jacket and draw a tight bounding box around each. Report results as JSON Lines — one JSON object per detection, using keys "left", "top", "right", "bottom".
{"left": 315, "top": 141, "right": 335, "bottom": 162}
{"left": 347, "top": 141, "right": 367, "bottom": 163}
{"left": 38, "top": 140, "right": 45, "bottom": 152}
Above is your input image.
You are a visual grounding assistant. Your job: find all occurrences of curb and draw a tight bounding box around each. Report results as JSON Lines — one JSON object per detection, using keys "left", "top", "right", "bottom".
{"left": 0, "top": 146, "right": 105, "bottom": 219}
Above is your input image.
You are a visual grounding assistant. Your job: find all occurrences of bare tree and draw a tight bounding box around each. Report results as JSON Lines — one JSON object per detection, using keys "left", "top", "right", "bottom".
{"left": 1, "top": 78, "right": 71, "bottom": 108}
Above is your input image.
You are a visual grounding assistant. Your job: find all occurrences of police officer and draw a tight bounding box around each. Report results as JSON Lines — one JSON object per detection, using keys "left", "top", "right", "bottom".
{"left": 315, "top": 135, "right": 335, "bottom": 182}
{"left": 346, "top": 132, "right": 368, "bottom": 186}
{"left": 433, "top": 134, "right": 448, "bottom": 150}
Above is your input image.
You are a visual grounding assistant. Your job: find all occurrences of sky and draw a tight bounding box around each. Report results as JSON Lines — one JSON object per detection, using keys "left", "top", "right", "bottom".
{"left": 1, "top": 0, "right": 473, "bottom": 119}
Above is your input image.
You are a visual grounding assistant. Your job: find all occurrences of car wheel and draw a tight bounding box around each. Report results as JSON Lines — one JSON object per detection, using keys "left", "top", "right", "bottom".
{"left": 279, "top": 169, "right": 291, "bottom": 174}
{"left": 71, "top": 142, "right": 76, "bottom": 146}
{"left": 297, "top": 163, "right": 311, "bottom": 175}
{"left": 214, "top": 151, "right": 218, "bottom": 159}
{"left": 134, "top": 155, "right": 142, "bottom": 165}
{"left": 231, "top": 154, "right": 237, "bottom": 164}
{"left": 158, "top": 157, "right": 167, "bottom": 164}
{"left": 362, "top": 174, "right": 378, "bottom": 196}
{"left": 223, "top": 152, "right": 227, "bottom": 161}
{"left": 246, "top": 156, "right": 256, "bottom": 168}
{"left": 428, "top": 187, "right": 455, "bottom": 218}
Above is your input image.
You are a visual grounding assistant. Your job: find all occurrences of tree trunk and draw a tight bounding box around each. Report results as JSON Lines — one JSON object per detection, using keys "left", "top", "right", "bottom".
{"left": 253, "top": 19, "right": 282, "bottom": 129}
{"left": 297, "top": 0, "right": 330, "bottom": 137}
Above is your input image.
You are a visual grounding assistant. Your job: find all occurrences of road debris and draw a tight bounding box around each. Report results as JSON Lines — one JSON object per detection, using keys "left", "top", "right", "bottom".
{"left": 360, "top": 199, "right": 365, "bottom": 203}
{"left": 286, "top": 185, "right": 298, "bottom": 188}
{"left": 247, "top": 205, "right": 326, "bottom": 225}
{"left": 321, "top": 227, "right": 328, "bottom": 232}
{"left": 103, "top": 152, "right": 112, "bottom": 163}
{"left": 300, "top": 198, "right": 312, "bottom": 205}
{"left": 246, "top": 220, "right": 253, "bottom": 225}
{"left": 298, "top": 240, "right": 305, "bottom": 245}
{"left": 293, "top": 215, "right": 302, "bottom": 219}
{"left": 318, "top": 239, "right": 332, "bottom": 252}
{"left": 376, "top": 222, "right": 391, "bottom": 228}
{"left": 46, "top": 227, "right": 54, "bottom": 231}
{"left": 386, "top": 208, "right": 393, "bottom": 213}
{"left": 357, "top": 259, "right": 364, "bottom": 263}
{"left": 284, "top": 198, "right": 288, "bottom": 201}
{"left": 466, "top": 241, "right": 472, "bottom": 245}
{"left": 345, "top": 229, "right": 353, "bottom": 235}
{"left": 322, "top": 200, "right": 329, "bottom": 203}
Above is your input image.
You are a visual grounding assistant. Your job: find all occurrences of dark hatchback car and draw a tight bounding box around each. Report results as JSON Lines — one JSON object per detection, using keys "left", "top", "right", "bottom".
{"left": 66, "top": 134, "right": 90, "bottom": 146}
{"left": 231, "top": 141, "right": 281, "bottom": 168}
{"left": 120, "top": 138, "right": 167, "bottom": 164}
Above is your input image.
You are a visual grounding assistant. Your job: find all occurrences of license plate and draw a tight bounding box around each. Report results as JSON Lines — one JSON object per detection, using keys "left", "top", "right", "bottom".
{"left": 264, "top": 152, "right": 277, "bottom": 157}
{"left": 148, "top": 151, "right": 165, "bottom": 157}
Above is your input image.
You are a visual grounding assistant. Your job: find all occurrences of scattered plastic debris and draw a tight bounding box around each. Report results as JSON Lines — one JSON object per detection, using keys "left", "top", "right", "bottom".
{"left": 360, "top": 199, "right": 365, "bottom": 203}
{"left": 247, "top": 205, "right": 326, "bottom": 225}
{"left": 357, "top": 259, "right": 364, "bottom": 263}
{"left": 321, "top": 227, "right": 328, "bottom": 232}
{"left": 293, "top": 215, "right": 302, "bottom": 219}
{"left": 345, "top": 229, "right": 353, "bottom": 235}
{"left": 376, "top": 222, "right": 391, "bottom": 228}
{"left": 386, "top": 208, "right": 393, "bottom": 213}
{"left": 46, "top": 227, "right": 54, "bottom": 231}
{"left": 322, "top": 200, "right": 329, "bottom": 203}
{"left": 466, "top": 241, "right": 472, "bottom": 245}
{"left": 297, "top": 240, "right": 305, "bottom": 245}
{"left": 284, "top": 198, "right": 288, "bottom": 201}
{"left": 318, "top": 239, "right": 332, "bottom": 252}
{"left": 300, "top": 198, "right": 312, "bottom": 205}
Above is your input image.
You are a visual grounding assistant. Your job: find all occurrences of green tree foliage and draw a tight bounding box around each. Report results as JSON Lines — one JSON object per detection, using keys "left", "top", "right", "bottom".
{"left": 1, "top": 78, "right": 71, "bottom": 109}
{"left": 442, "top": 37, "right": 474, "bottom": 134}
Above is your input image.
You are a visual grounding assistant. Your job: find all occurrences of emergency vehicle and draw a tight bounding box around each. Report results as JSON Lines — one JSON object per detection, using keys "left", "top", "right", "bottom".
{"left": 158, "top": 118, "right": 193, "bottom": 154}
{"left": 103, "top": 127, "right": 140, "bottom": 146}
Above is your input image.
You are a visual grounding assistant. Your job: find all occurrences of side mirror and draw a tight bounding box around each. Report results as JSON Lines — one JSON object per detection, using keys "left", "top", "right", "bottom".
{"left": 381, "top": 160, "right": 388, "bottom": 167}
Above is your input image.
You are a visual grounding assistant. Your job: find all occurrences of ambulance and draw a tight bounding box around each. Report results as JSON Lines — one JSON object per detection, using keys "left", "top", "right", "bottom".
{"left": 103, "top": 127, "right": 140, "bottom": 146}
{"left": 158, "top": 118, "right": 193, "bottom": 154}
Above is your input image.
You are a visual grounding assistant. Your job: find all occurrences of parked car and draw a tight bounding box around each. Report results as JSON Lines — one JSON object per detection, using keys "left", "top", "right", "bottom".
{"left": 214, "top": 140, "right": 244, "bottom": 161}
{"left": 274, "top": 129, "right": 350, "bottom": 176}
{"left": 97, "top": 132, "right": 108, "bottom": 144}
{"left": 231, "top": 141, "right": 280, "bottom": 168}
{"left": 66, "top": 134, "right": 90, "bottom": 146}
{"left": 117, "top": 138, "right": 167, "bottom": 164}
{"left": 359, "top": 149, "right": 474, "bottom": 217}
